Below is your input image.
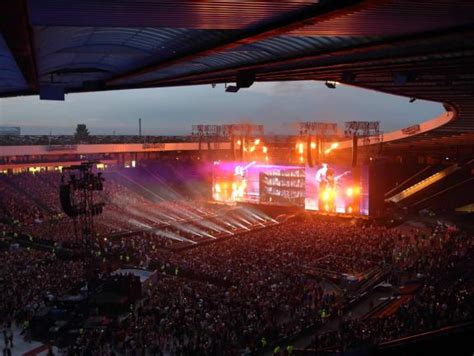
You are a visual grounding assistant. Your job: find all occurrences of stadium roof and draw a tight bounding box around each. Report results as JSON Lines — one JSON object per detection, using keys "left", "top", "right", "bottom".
{"left": 1, "top": 0, "right": 474, "bottom": 149}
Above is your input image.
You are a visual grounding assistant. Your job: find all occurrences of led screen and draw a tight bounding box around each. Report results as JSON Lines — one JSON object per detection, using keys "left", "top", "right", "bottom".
{"left": 212, "top": 161, "right": 369, "bottom": 215}
{"left": 305, "top": 163, "right": 369, "bottom": 215}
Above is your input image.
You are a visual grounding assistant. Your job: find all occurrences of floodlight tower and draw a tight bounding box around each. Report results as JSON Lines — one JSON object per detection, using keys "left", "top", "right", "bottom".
{"left": 60, "top": 162, "right": 105, "bottom": 292}
{"left": 224, "top": 123, "right": 264, "bottom": 161}
{"left": 192, "top": 125, "right": 219, "bottom": 160}
{"left": 298, "top": 122, "right": 338, "bottom": 166}
{"left": 344, "top": 121, "right": 381, "bottom": 167}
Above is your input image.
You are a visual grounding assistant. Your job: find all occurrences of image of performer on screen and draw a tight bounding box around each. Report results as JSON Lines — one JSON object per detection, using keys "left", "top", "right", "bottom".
{"left": 318, "top": 167, "right": 336, "bottom": 212}
{"left": 316, "top": 163, "right": 351, "bottom": 212}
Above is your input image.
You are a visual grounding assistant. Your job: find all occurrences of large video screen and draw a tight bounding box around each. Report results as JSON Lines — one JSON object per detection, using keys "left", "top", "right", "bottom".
{"left": 305, "top": 163, "right": 369, "bottom": 215}
{"left": 212, "top": 161, "right": 369, "bottom": 215}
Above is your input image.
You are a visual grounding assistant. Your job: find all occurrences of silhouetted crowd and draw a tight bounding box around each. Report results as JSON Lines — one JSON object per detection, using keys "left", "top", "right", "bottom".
{"left": 0, "top": 170, "right": 472, "bottom": 355}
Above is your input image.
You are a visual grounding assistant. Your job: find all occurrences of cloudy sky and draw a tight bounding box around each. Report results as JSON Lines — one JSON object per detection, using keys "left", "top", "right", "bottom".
{"left": 0, "top": 81, "right": 443, "bottom": 136}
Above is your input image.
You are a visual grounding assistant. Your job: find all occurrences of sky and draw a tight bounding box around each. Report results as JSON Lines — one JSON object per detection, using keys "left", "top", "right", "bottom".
{"left": 0, "top": 81, "right": 443, "bottom": 136}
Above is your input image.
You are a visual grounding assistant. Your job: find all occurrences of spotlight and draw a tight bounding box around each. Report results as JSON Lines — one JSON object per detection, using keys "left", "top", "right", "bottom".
{"left": 322, "top": 190, "right": 330, "bottom": 201}
{"left": 346, "top": 187, "right": 354, "bottom": 197}
{"left": 325, "top": 81, "right": 337, "bottom": 89}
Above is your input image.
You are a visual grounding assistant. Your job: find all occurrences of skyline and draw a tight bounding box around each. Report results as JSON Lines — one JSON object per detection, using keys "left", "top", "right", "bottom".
{"left": 0, "top": 81, "right": 443, "bottom": 136}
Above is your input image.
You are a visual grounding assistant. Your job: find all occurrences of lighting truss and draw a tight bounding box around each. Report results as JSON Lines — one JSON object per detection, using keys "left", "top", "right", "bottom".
{"left": 344, "top": 121, "right": 381, "bottom": 144}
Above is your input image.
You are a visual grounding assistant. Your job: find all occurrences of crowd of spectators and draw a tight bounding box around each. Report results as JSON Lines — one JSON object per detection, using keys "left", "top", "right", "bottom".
{"left": 0, "top": 248, "right": 84, "bottom": 328}
{"left": 311, "top": 224, "right": 474, "bottom": 352}
{"left": 0, "top": 170, "right": 262, "bottom": 249}
{"left": 0, "top": 170, "right": 472, "bottom": 355}
{"left": 89, "top": 216, "right": 473, "bottom": 354}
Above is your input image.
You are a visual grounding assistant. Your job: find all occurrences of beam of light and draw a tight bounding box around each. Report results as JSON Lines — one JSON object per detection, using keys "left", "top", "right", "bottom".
{"left": 193, "top": 219, "right": 232, "bottom": 235}
{"left": 223, "top": 221, "right": 237, "bottom": 229}
{"left": 168, "top": 221, "right": 216, "bottom": 239}
{"left": 244, "top": 206, "right": 279, "bottom": 223}
{"left": 122, "top": 205, "right": 167, "bottom": 225}
{"left": 238, "top": 207, "right": 264, "bottom": 222}
{"left": 224, "top": 216, "right": 250, "bottom": 230}
{"left": 128, "top": 219, "right": 152, "bottom": 229}
{"left": 153, "top": 228, "right": 197, "bottom": 244}
{"left": 141, "top": 166, "right": 183, "bottom": 200}
{"left": 115, "top": 171, "right": 166, "bottom": 202}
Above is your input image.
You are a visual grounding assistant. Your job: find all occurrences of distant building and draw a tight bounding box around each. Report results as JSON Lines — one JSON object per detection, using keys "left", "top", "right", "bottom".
{"left": 0, "top": 126, "right": 21, "bottom": 136}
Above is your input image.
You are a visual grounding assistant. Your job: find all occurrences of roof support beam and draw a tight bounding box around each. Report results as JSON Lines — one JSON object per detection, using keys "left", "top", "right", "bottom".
{"left": 0, "top": 0, "right": 38, "bottom": 91}
{"left": 106, "top": 0, "right": 365, "bottom": 85}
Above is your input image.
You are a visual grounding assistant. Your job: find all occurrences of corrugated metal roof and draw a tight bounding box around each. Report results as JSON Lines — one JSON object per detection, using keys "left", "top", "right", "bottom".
{"left": 35, "top": 26, "right": 237, "bottom": 86}
{"left": 124, "top": 35, "right": 382, "bottom": 83}
{"left": 0, "top": 34, "right": 29, "bottom": 93}
{"left": 289, "top": 0, "right": 474, "bottom": 36}
{"left": 28, "top": 0, "right": 318, "bottom": 29}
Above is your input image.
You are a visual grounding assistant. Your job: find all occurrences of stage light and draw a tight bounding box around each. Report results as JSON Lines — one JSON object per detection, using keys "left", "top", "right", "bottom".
{"left": 348, "top": 206, "right": 353, "bottom": 214}
{"left": 237, "top": 140, "right": 242, "bottom": 146}
{"left": 262, "top": 146, "right": 268, "bottom": 153}
{"left": 254, "top": 138, "right": 261, "bottom": 145}
{"left": 299, "top": 156, "right": 304, "bottom": 163}
{"left": 215, "top": 184, "right": 221, "bottom": 193}
{"left": 325, "top": 204, "right": 329, "bottom": 211}
{"left": 324, "top": 148, "right": 331, "bottom": 154}
{"left": 346, "top": 187, "right": 353, "bottom": 197}
{"left": 354, "top": 186, "right": 361, "bottom": 195}
{"left": 330, "top": 142, "right": 339, "bottom": 149}
{"left": 322, "top": 190, "right": 330, "bottom": 202}
{"left": 298, "top": 143, "right": 304, "bottom": 154}
{"left": 310, "top": 142, "right": 316, "bottom": 149}
{"left": 249, "top": 146, "right": 256, "bottom": 152}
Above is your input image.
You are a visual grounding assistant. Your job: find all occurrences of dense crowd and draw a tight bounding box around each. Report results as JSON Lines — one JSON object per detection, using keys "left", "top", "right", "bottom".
{"left": 311, "top": 224, "right": 474, "bottom": 351}
{"left": 0, "top": 170, "right": 472, "bottom": 355}
{"left": 0, "top": 248, "right": 84, "bottom": 326}
{"left": 0, "top": 170, "right": 256, "bottom": 248}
